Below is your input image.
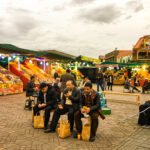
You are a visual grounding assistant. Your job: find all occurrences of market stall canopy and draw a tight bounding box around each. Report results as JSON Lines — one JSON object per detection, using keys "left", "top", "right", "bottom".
{"left": 100, "top": 61, "right": 150, "bottom": 67}
{"left": 40, "top": 50, "right": 76, "bottom": 62}
{"left": 76, "top": 55, "right": 100, "bottom": 64}
{"left": 0, "top": 44, "right": 76, "bottom": 62}
{"left": 98, "top": 61, "right": 135, "bottom": 68}
{"left": 0, "top": 44, "right": 36, "bottom": 54}
{"left": 127, "top": 62, "right": 150, "bottom": 67}
{"left": 101, "top": 61, "right": 119, "bottom": 65}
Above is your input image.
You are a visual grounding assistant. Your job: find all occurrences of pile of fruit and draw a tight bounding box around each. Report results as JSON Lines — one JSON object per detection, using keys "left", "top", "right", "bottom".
{"left": 0, "top": 66, "right": 23, "bottom": 95}
{"left": 0, "top": 66, "right": 22, "bottom": 84}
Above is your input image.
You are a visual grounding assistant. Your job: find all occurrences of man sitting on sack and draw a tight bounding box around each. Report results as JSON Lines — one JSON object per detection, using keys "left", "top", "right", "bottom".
{"left": 33, "top": 83, "right": 57, "bottom": 130}
{"left": 74, "top": 82, "right": 102, "bottom": 142}
{"left": 45, "top": 80, "right": 80, "bottom": 133}
{"left": 26, "top": 75, "right": 38, "bottom": 108}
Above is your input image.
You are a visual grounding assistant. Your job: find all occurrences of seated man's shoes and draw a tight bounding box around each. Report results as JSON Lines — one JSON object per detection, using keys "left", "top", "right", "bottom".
{"left": 44, "top": 128, "right": 55, "bottom": 133}
{"left": 89, "top": 136, "right": 95, "bottom": 142}
{"left": 72, "top": 130, "right": 78, "bottom": 138}
{"left": 43, "top": 125, "right": 49, "bottom": 131}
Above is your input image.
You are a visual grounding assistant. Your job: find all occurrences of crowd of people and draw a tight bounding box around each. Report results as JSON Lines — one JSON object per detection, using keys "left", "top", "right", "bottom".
{"left": 96, "top": 70, "right": 114, "bottom": 91}
{"left": 95, "top": 70, "right": 150, "bottom": 94}
{"left": 25, "top": 68, "right": 150, "bottom": 142}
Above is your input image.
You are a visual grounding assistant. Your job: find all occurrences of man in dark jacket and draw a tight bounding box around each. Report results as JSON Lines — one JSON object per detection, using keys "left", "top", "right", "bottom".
{"left": 33, "top": 83, "right": 57, "bottom": 130}
{"left": 26, "top": 76, "right": 38, "bottom": 97}
{"left": 74, "top": 82, "right": 100, "bottom": 142}
{"left": 96, "top": 71, "right": 104, "bottom": 91}
{"left": 45, "top": 80, "right": 80, "bottom": 133}
{"left": 60, "top": 69, "right": 76, "bottom": 92}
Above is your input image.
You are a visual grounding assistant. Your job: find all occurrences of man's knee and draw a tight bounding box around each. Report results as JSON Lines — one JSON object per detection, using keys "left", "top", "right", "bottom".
{"left": 45, "top": 108, "right": 51, "bottom": 114}
{"left": 91, "top": 113, "right": 99, "bottom": 120}
{"left": 54, "top": 108, "right": 61, "bottom": 114}
{"left": 68, "top": 111, "right": 74, "bottom": 118}
{"left": 74, "top": 110, "right": 81, "bottom": 118}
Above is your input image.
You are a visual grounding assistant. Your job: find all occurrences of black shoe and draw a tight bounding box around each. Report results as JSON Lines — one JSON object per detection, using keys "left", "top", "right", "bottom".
{"left": 72, "top": 131, "right": 78, "bottom": 138}
{"left": 44, "top": 129, "right": 55, "bottom": 133}
{"left": 44, "top": 126, "right": 49, "bottom": 131}
{"left": 89, "top": 136, "right": 95, "bottom": 142}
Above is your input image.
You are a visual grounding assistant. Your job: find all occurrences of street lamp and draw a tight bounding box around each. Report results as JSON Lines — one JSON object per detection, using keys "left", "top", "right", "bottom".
{"left": 43, "top": 59, "right": 46, "bottom": 72}
{"left": 17, "top": 57, "right": 20, "bottom": 70}
{"left": 8, "top": 57, "right": 12, "bottom": 70}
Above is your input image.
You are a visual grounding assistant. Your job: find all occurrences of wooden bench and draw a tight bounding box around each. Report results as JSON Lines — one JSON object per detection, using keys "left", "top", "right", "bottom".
{"left": 104, "top": 91, "right": 141, "bottom": 105}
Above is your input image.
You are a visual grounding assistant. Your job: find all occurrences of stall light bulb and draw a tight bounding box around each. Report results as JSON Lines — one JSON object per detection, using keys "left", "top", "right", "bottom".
{"left": 40, "top": 62, "right": 43, "bottom": 65}
{"left": 29, "top": 60, "right": 33, "bottom": 64}
{"left": 46, "top": 62, "right": 49, "bottom": 66}
{"left": 8, "top": 57, "right": 12, "bottom": 61}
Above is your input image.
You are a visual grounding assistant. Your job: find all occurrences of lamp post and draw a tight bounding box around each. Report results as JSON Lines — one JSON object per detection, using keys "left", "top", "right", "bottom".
{"left": 8, "top": 56, "right": 12, "bottom": 71}
{"left": 17, "top": 56, "right": 20, "bottom": 70}
{"left": 43, "top": 59, "right": 46, "bottom": 72}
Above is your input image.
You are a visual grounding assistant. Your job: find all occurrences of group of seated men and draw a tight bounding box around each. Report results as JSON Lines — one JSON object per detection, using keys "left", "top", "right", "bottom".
{"left": 26, "top": 76, "right": 103, "bottom": 142}
{"left": 124, "top": 78, "right": 140, "bottom": 93}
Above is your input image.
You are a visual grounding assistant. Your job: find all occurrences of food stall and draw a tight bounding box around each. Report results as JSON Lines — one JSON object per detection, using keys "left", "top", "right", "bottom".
{"left": 24, "top": 62, "right": 53, "bottom": 82}
{"left": 0, "top": 66, "right": 23, "bottom": 95}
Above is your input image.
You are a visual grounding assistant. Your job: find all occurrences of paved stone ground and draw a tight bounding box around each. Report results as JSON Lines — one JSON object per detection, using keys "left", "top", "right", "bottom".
{"left": 0, "top": 85, "right": 150, "bottom": 150}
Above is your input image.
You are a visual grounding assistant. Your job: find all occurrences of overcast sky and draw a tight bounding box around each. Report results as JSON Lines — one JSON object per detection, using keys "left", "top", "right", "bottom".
{"left": 0, "top": 0, "right": 150, "bottom": 58}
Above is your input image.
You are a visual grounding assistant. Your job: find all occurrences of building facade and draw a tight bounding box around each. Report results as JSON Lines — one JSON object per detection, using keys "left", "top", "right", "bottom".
{"left": 133, "top": 35, "right": 150, "bottom": 62}
{"left": 105, "top": 50, "right": 132, "bottom": 63}
{"left": 99, "top": 55, "right": 105, "bottom": 63}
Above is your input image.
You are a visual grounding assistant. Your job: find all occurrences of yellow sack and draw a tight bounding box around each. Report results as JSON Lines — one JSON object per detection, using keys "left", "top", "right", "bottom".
{"left": 58, "top": 119, "right": 71, "bottom": 139}
{"left": 82, "top": 125, "right": 91, "bottom": 141}
{"left": 81, "top": 117, "right": 91, "bottom": 141}
{"left": 33, "top": 112, "right": 44, "bottom": 129}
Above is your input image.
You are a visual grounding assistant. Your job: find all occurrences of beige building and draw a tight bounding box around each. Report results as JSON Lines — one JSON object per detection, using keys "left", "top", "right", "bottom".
{"left": 133, "top": 35, "right": 150, "bottom": 62}
{"left": 105, "top": 50, "right": 132, "bottom": 63}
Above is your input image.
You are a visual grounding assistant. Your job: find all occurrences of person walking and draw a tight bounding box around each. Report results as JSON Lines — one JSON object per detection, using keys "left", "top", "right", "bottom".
{"left": 107, "top": 73, "right": 114, "bottom": 91}
{"left": 96, "top": 70, "right": 104, "bottom": 91}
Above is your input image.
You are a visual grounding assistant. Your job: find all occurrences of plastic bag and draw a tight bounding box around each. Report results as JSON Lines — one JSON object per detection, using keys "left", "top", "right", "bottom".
{"left": 58, "top": 119, "right": 71, "bottom": 139}
{"left": 81, "top": 117, "right": 91, "bottom": 141}
{"left": 33, "top": 111, "right": 44, "bottom": 129}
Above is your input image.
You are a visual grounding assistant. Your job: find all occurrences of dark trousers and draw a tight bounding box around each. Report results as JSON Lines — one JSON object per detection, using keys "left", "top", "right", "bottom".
{"left": 142, "top": 86, "right": 150, "bottom": 93}
{"left": 97, "top": 82, "right": 104, "bottom": 91}
{"left": 108, "top": 83, "right": 113, "bottom": 90}
{"left": 74, "top": 110, "right": 99, "bottom": 137}
{"left": 50, "top": 106, "right": 75, "bottom": 131}
{"left": 33, "top": 105, "right": 53, "bottom": 128}
{"left": 132, "top": 86, "right": 140, "bottom": 92}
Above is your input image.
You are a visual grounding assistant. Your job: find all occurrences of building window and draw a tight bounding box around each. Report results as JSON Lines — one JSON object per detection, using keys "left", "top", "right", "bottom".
{"left": 138, "top": 52, "right": 148, "bottom": 59}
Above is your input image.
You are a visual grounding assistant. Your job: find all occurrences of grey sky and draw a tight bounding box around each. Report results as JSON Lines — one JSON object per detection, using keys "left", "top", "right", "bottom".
{"left": 0, "top": 0, "right": 149, "bottom": 58}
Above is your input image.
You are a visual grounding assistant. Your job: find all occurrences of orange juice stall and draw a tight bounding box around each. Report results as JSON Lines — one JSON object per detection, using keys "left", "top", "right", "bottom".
{"left": 9, "top": 59, "right": 53, "bottom": 89}
{"left": 0, "top": 66, "right": 23, "bottom": 95}
{"left": 24, "top": 62, "right": 53, "bottom": 82}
